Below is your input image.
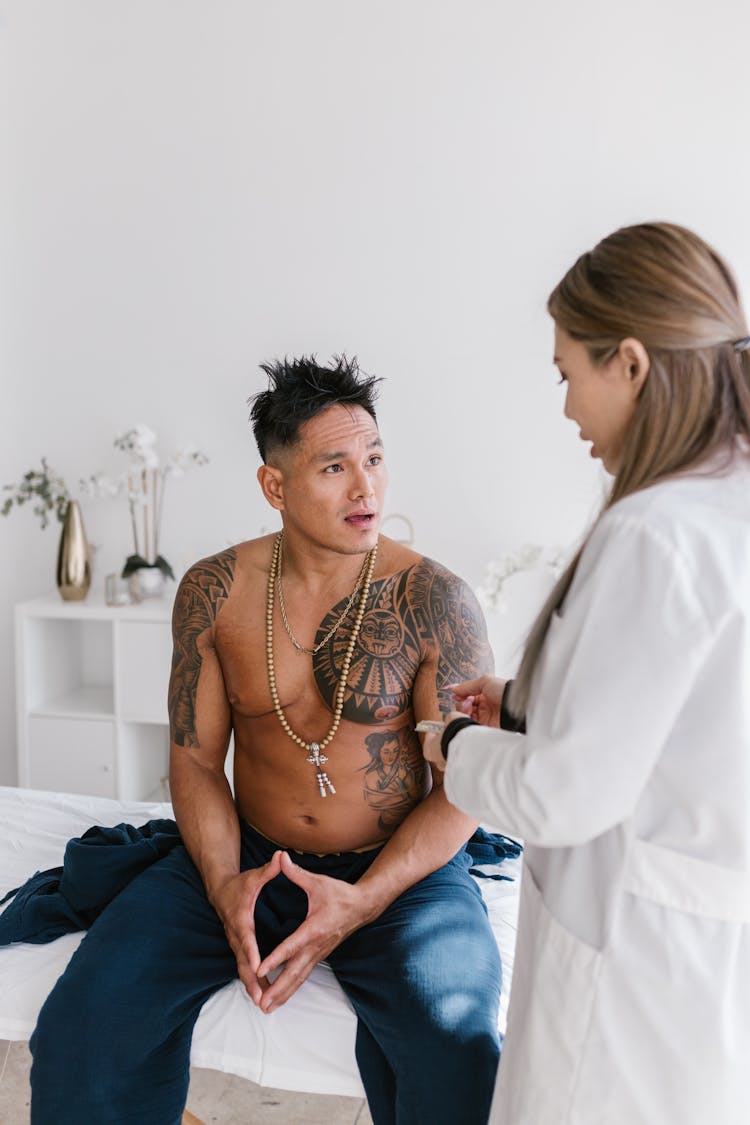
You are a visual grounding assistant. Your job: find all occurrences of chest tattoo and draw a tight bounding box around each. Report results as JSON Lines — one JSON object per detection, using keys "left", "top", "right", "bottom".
{"left": 312, "top": 558, "right": 491, "bottom": 723}
{"left": 314, "top": 570, "right": 421, "bottom": 721}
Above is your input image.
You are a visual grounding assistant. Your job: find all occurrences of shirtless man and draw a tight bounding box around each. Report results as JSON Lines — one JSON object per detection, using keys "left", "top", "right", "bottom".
{"left": 30, "top": 356, "right": 503, "bottom": 1125}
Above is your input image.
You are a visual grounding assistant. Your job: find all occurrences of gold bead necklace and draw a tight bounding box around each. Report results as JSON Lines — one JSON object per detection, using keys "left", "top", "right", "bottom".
{"left": 277, "top": 532, "right": 371, "bottom": 656}
{"left": 265, "top": 531, "right": 378, "bottom": 797}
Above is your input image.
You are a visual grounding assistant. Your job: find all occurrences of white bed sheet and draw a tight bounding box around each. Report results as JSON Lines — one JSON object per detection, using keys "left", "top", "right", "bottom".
{"left": 0, "top": 786, "right": 521, "bottom": 1097}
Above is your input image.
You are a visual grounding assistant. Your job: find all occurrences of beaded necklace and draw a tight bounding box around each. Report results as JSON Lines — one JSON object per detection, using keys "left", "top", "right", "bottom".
{"left": 277, "top": 533, "right": 371, "bottom": 656}
{"left": 265, "top": 531, "right": 378, "bottom": 796}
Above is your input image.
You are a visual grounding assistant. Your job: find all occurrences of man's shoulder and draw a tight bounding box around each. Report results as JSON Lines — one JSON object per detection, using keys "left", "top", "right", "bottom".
{"left": 179, "top": 535, "right": 274, "bottom": 587}
{"left": 376, "top": 539, "right": 479, "bottom": 625}
{"left": 173, "top": 537, "right": 274, "bottom": 629}
{"left": 375, "top": 540, "right": 491, "bottom": 675}
{"left": 377, "top": 538, "right": 469, "bottom": 592}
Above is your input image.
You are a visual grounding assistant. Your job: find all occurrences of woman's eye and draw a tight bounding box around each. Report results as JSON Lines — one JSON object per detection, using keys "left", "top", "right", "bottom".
{"left": 557, "top": 373, "right": 568, "bottom": 385}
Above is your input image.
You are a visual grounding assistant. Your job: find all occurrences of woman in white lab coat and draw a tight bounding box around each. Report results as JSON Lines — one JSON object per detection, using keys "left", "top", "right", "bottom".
{"left": 424, "top": 222, "right": 750, "bottom": 1125}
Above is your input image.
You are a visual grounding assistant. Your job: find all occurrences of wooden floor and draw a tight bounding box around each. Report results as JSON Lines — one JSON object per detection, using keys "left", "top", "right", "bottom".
{"left": 0, "top": 1040, "right": 373, "bottom": 1125}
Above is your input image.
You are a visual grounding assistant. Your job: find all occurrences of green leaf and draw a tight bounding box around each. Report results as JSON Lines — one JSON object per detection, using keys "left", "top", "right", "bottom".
{"left": 121, "top": 554, "right": 150, "bottom": 578}
{"left": 121, "top": 554, "right": 175, "bottom": 581}
{"left": 153, "top": 555, "right": 175, "bottom": 580}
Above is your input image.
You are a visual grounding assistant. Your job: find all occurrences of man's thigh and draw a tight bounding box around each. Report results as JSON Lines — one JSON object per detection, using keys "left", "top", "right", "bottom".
{"left": 328, "top": 850, "right": 502, "bottom": 1038}
{"left": 45, "top": 844, "right": 236, "bottom": 1016}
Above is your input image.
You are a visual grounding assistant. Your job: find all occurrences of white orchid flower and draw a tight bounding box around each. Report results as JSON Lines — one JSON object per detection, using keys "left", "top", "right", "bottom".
{"left": 477, "top": 543, "right": 566, "bottom": 613}
{"left": 165, "top": 445, "right": 210, "bottom": 477}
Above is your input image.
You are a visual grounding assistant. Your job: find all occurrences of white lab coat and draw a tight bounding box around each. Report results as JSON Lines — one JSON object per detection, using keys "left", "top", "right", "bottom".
{"left": 445, "top": 449, "right": 750, "bottom": 1125}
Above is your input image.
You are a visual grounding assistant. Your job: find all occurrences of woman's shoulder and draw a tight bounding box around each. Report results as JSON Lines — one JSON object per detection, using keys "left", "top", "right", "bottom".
{"left": 604, "top": 453, "right": 750, "bottom": 540}
{"left": 585, "top": 456, "right": 750, "bottom": 623}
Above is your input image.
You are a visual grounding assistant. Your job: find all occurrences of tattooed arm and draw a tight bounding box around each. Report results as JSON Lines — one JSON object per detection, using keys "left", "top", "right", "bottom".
{"left": 168, "top": 549, "right": 283, "bottom": 1006}
{"left": 350, "top": 561, "right": 494, "bottom": 903}
{"left": 168, "top": 550, "right": 238, "bottom": 897}
{"left": 256, "top": 561, "right": 495, "bottom": 1012}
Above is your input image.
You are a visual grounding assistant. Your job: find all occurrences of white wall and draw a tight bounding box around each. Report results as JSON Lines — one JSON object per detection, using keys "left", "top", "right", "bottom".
{"left": 2, "top": 0, "right": 749, "bottom": 783}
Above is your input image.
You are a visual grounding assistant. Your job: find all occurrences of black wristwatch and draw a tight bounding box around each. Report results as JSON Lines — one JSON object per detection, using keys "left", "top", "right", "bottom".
{"left": 440, "top": 716, "right": 478, "bottom": 760}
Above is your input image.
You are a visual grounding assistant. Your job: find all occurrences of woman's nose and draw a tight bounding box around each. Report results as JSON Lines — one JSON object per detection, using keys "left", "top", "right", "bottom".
{"left": 562, "top": 389, "right": 573, "bottom": 420}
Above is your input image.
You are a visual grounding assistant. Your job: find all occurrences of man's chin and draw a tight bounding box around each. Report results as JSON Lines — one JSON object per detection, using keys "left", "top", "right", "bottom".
{"left": 341, "top": 519, "right": 380, "bottom": 547}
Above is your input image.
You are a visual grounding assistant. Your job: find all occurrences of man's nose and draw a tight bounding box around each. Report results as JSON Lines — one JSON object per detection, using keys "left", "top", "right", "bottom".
{"left": 349, "top": 467, "right": 374, "bottom": 499}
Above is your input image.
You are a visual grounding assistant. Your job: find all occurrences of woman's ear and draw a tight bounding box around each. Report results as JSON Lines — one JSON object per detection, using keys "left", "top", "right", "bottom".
{"left": 617, "top": 337, "right": 650, "bottom": 396}
{"left": 257, "top": 464, "right": 285, "bottom": 511}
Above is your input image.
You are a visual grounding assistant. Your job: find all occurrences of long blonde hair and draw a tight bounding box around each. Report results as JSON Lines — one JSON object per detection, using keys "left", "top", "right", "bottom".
{"left": 509, "top": 222, "right": 750, "bottom": 717}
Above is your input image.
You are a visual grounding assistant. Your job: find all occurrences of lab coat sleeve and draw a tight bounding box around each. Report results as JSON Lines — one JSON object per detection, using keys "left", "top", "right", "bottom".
{"left": 444, "top": 512, "right": 716, "bottom": 846}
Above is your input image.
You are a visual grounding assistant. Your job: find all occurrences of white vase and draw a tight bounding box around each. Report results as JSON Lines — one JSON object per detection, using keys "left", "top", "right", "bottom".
{"left": 130, "top": 566, "right": 166, "bottom": 600}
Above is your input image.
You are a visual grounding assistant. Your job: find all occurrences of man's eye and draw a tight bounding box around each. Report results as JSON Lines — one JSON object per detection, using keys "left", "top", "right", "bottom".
{"left": 324, "top": 464, "right": 343, "bottom": 473}
{"left": 368, "top": 455, "right": 382, "bottom": 466}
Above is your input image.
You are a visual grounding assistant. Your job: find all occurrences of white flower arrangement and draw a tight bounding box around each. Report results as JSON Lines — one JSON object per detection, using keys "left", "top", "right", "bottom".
{"left": 476, "top": 542, "right": 566, "bottom": 614}
{"left": 81, "top": 424, "right": 208, "bottom": 579}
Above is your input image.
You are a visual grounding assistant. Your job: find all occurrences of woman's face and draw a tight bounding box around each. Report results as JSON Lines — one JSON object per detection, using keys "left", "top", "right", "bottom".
{"left": 553, "top": 325, "right": 644, "bottom": 475}
{"left": 380, "top": 740, "right": 399, "bottom": 767}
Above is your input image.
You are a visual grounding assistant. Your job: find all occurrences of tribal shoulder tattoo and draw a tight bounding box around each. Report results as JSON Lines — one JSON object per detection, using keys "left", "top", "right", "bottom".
{"left": 313, "top": 557, "right": 492, "bottom": 723}
{"left": 168, "top": 549, "right": 237, "bottom": 748}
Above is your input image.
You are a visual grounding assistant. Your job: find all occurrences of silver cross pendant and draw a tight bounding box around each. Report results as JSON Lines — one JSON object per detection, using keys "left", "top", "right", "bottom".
{"left": 307, "top": 742, "right": 336, "bottom": 797}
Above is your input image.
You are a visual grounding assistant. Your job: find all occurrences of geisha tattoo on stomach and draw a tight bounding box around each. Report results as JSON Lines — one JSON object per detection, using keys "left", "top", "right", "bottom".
{"left": 360, "top": 728, "right": 425, "bottom": 832}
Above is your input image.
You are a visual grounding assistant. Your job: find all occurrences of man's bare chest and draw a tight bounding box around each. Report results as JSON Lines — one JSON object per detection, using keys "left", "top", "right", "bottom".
{"left": 216, "top": 570, "right": 425, "bottom": 726}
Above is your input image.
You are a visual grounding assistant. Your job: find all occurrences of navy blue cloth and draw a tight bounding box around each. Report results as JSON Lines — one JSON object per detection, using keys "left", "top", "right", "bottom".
{"left": 29, "top": 820, "right": 508, "bottom": 1125}
{"left": 466, "top": 826, "right": 522, "bottom": 880}
{"left": 0, "top": 819, "right": 181, "bottom": 944}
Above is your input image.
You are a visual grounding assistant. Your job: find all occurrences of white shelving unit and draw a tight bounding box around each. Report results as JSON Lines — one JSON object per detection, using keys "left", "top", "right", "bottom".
{"left": 15, "top": 593, "right": 175, "bottom": 800}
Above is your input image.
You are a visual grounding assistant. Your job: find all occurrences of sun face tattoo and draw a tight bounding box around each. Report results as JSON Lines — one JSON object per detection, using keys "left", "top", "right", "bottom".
{"left": 314, "top": 571, "right": 422, "bottom": 722}
{"left": 313, "top": 559, "right": 492, "bottom": 723}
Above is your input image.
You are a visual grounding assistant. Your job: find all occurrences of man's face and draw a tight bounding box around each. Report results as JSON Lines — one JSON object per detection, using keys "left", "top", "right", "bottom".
{"left": 271, "top": 404, "right": 387, "bottom": 556}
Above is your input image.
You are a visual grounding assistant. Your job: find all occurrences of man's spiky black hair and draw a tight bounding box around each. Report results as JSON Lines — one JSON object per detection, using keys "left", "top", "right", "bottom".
{"left": 248, "top": 354, "right": 382, "bottom": 463}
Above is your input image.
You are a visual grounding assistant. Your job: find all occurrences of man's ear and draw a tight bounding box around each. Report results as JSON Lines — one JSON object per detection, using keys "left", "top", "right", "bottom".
{"left": 616, "top": 337, "right": 650, "bottom": 397}
{"left": 257, "top": 464, "right": 285, "bottom": 511}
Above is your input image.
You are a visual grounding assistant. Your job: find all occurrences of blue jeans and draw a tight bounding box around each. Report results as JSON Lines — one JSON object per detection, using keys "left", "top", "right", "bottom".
{"left": 30, "top": 821, "right": 502, "bottom": 1125}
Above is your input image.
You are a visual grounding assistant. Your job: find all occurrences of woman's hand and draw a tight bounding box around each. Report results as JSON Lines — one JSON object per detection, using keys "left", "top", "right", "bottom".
{"left": 448, "top": 676, "right": 507, "bottom": 727}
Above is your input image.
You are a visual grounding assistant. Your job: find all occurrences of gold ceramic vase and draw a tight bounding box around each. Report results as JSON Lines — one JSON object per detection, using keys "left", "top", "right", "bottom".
{"left": 56, "top": 500, "right": 91, "bottom": 601}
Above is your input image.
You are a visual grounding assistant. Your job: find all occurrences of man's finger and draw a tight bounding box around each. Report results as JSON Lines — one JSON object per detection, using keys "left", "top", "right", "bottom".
{"left": 241, "top": 933, "right": 261, "bottom": 971}
{"left": 278, "top": 851, "right": 316, "bottom": 890}
{"left": 260, "top": 954, "right": 314, "bottom": 1012}
{"left": 259, "top": 850, "right": 283, "bottom": 882}
{"left": 257, "top": 929, "right": 299, "bottom": 978}
{"left": 240, "top": 963, "right": 266, "bottom": 1008}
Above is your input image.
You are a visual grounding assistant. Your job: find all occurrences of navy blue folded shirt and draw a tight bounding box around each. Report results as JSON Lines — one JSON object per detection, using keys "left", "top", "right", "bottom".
{"left": 0, "top": 818, "right": 521, "bottom": 945}
{"left": 0, "top": 818, "right": 182, "bottom": 945}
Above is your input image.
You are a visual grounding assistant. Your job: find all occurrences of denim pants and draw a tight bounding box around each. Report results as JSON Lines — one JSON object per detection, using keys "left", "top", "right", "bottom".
{"left": 30, "top": 821, "right": 502, "bottom": 1125}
